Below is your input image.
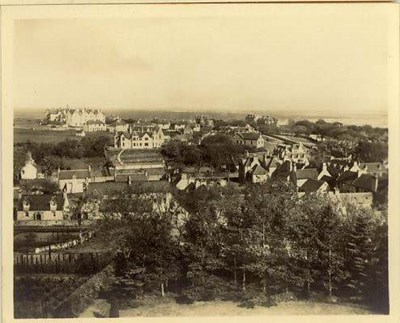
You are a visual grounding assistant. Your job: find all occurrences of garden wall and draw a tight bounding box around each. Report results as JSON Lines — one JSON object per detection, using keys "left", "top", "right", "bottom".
{"left": 54, "top": 263, "right": 115, "bottom": 317}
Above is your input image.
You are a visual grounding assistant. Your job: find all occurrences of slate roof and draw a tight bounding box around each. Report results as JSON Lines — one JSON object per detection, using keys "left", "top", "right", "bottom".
{"left": 236, "top": 132, "right": 261, "bottom": 141}
{"left": 320, "top": 175, "right": 336, "bottom": 187}
{"left": 264, "top": 157, "right": 281, "bottom": 169}
{"left": 17, "top": 194, "right": 64, "bottom": 211}
{"left": 300, "top": 179, "right": 326, "bottom": 193}
{"left": 327, "top": 165, "right": 343, "bottom": 179}
{"left": 294, "top": 168, "right": 318, "bottom": 180}
{"left": 352, "top": 174, "right": 378, "bottom": 192}
{"left": 252, "top": 164, "right": 268, "bottom": 176}
{"left": 272, "top": 160, "right": 292, "bottom": 179}
{"left": 336, "top": 170, "right": 358, "bottom": 184}
{"left": 58, "top": 169, "right": 91, "bottom": 180}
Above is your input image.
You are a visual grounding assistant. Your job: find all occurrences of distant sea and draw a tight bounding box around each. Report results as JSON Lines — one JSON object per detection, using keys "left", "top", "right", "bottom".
{"left": 13, "top": 108, "right": 388, "bottom": 128}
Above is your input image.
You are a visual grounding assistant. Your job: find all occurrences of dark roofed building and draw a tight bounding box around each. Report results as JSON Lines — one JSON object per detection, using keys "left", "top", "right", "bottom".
{"left": 299, "top": 179, "right": 329, "bottom": 194}
{"left": 352, "top": 174, "right": 378, "bottom": 192}
{"left": 337, "top": 170, "right": 379, "bottom": 193}
{"left": 320, "top": 175, "right": 336, "bottom": 188}
{"left": 58, "top": 168, "right": 92, "bottom": 194}
{"left": 15, "top": 194, "right": 69, "bottom": 221}
{"left": 337, "top": 170, "right": 358, "bottom": 185}
{"left": 272, "top": 160, "right": 292, "bottom": 180}
{"left": 294, "top": 168, "right": 318, "bottom": 180}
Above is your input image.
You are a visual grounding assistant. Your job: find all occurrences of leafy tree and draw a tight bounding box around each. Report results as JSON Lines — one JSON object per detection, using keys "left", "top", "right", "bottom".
{"left": 354, "top": 141, "right": 388, "bottom": 162}
{"left": 98, "top": 192, "right": 179, "bottom": 297}
{"left": 14, "top": 148, "right": 27, "bottom": 180}
{"left": 41, "top": 156, "right": 67, "bottom": 176}
{"left": 345, "top": 211, "right": 375, "bottom": 301}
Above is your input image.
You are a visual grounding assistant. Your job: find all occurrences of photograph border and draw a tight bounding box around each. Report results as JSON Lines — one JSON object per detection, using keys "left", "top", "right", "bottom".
{"left": 2, "top": 2, "right": 399, "bottom": 323}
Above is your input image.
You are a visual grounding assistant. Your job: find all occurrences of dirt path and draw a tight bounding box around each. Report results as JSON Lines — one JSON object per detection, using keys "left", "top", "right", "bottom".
{"left": 80, "top": 297, "right": 375, "bottom": 317}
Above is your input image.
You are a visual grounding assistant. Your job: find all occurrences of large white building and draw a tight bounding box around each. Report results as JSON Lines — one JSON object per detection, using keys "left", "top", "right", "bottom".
{"left": 114, "top": 125, "right": 166, "bottom": 149}
{"left": 45, "top": 108, "right": 106, "bottom": 127}
{"left": 20, "top": 152, "right": 38, "bottom": 180}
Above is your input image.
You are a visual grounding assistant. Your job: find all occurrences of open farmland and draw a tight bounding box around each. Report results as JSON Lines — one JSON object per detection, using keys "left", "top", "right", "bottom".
{"left": 14, "top": 128, "right": 113, "bottom": 144}
{"left": 14, "top": 128, "right": 79, "bottom": 144}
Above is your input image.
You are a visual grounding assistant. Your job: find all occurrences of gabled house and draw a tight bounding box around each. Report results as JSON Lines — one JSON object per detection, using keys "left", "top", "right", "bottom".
{"left": 236, "top": 152, "right": 274, "bottom": 183}
{"left": 15, "top": 193, "right": 69, "bottom": 221}
{"left": 20, "top": 152, "right": 38, "bottom": 180}
{"left": 114, "top": 125, "right": 165, "bottom": 149}
{"left": 109, "top": 119, "right": 129, "bottom": 133}
{"left": 336, "top": 168, "right": 378, "bottom": 193}
{"left": 273, "top": 142, "right": 309, "bottom": 164}
{"left": 299, "top": 179, "right": 329, "bottom": 194}
{"left": 290, "top": 166, "right": 319, "bottom": 188}
{"left": 234, "top": 132, "right": 265, "bottom": 149}
{"left": 58, "top": 167, "right": 92, "bottom": 193}
{"left": 83, "top": 120, "right": 106, "bottom": 132}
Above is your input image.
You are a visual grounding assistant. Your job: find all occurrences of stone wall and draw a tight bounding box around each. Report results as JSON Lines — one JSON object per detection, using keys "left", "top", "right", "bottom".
{"left": 54, "top": 263, "right": 115, "bottom": 317}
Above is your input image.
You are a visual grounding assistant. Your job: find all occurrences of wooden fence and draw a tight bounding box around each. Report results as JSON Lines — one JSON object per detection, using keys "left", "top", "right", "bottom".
{"left": 14, "top": 251, "right": 113, "bottom": 275}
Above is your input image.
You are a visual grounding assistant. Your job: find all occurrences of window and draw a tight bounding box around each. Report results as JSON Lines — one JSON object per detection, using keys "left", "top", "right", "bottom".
{"left": 144, "top": 143, "right": 149, "bottom": 147}
{"left": 53, "top": 211, "right": 56, "bottom": 217}
{"left": 25, "top": 211, "right": 29, "bottom": 217}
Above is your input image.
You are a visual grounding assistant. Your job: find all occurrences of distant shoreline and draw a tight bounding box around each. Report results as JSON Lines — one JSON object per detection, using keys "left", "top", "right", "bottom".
{"left": 13, "top": 109, "right": 388, "bottom": 128}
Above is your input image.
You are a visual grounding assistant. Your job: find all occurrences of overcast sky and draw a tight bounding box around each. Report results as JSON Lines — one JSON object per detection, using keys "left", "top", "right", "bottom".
{"left": 13, "top": 5, "right": 390, "bottom": 117}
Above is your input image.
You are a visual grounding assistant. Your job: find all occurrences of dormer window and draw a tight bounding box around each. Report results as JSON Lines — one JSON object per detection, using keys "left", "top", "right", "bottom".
{"left": 22, "top": 200, "right": 30, "bottom": 211}
{"left": 49, "top": 199, "right": 57, "bottom": 211}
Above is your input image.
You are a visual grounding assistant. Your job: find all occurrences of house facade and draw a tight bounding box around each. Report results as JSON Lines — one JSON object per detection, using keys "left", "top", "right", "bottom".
{"left": 45, "top": 108, "right": 106, "bottom": 127}
{"left": 20, "top": 152, "right": 38, "bottom": 180}
{"left": 83, "top": 120, "right": 106, "bottom": 132}
{"left": 234, "top": 132, "right": 265, "bottom": 148}
{"left": 58, "top": 168, "right": 92, "bottom": 193}
{"left": 273, "top": 143, "right": 309, "bottom": 164}
{"left": 114, "top": 125, "right": 165, "bottom": 149}
{"left": 15, "top": 193, "right": 69, "bottom": 221}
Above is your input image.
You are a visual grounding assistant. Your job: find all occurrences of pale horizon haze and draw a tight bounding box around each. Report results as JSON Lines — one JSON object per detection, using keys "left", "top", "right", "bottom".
{"left": 12, "top": 5, "right": 391, "bottom": 124}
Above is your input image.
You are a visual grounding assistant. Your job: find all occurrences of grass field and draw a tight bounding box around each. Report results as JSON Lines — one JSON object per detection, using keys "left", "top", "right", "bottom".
{"left": 14, "top": 128, "right": 79, "bottom": 144}
{"left": 80, "top": 296, "right": 376, "bottom": 317}
{"left": 14, "top": 128, "right": 113, "bottom": 144}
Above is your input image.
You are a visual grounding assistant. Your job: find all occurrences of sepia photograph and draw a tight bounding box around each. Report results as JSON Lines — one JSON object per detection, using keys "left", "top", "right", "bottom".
{"left": 1, "top": 2, "right": 399, "bottom": 321}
